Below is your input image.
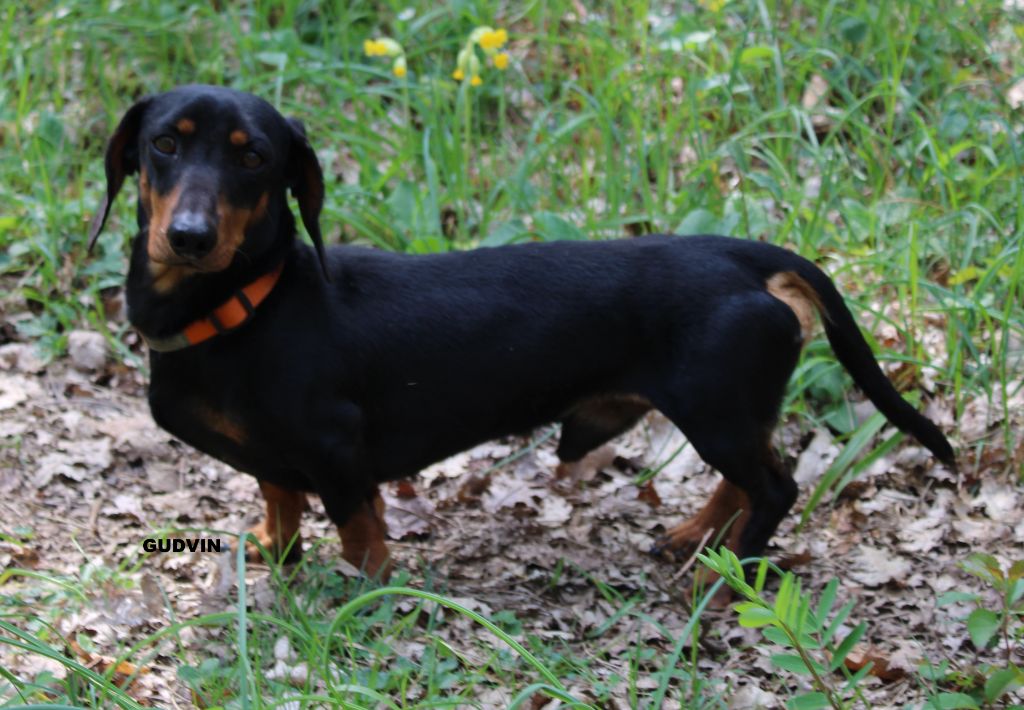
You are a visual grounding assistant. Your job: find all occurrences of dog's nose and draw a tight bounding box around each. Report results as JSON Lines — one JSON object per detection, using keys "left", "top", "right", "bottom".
{"left": 167, "top": 211, "right": 216, "bottom": 259}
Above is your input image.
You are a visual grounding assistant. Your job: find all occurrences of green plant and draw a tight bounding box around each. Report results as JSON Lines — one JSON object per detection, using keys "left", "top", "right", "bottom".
{"left": 699, "top": 547, "right": 872, "bottom": 710}
{"left": 919, "top": 554, "right": 1024, "bottom": 709}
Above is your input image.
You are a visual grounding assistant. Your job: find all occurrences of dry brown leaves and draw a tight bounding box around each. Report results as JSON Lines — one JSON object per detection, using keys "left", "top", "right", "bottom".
{"left": 1, "top": 316, "right": 1022, "bottom": 706}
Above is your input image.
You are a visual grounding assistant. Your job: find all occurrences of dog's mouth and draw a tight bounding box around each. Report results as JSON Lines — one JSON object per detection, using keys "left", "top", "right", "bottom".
{"left": 147, "top": 256, "right": 208, "bottom": 294}
{"left": 150, "top": 256, "right": 203, "bottom": 269}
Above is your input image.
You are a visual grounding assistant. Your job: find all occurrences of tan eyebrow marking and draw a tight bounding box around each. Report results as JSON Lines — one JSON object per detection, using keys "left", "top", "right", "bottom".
{"left": 230, "top": 129, "right": 249, "bottom": 146}
{"left": 175, "top": 118, "right": 195, "bottom": 134}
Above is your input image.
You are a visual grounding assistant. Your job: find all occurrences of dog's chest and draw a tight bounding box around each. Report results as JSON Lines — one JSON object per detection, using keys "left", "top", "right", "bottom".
{"left": 146, "top": 360, "right": 256, "bottom": 466}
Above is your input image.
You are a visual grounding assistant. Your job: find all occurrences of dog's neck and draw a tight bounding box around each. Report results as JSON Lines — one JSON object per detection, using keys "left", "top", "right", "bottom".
{"left": 126, "top": 209, "right": 297, "bottom": 340}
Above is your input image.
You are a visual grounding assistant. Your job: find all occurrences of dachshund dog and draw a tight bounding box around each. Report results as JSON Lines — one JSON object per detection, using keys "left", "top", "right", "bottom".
{"left": 90, "top": 85, "right": 955, "bottom": 580}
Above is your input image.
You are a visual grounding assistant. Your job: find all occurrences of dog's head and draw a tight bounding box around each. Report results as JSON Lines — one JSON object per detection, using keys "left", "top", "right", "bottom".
{"left": 89, "top": 85, "right": 328, "bottom": 283}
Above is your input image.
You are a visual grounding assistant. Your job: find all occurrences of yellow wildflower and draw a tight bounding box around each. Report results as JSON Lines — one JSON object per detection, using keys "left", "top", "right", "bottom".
{"left": 468, "top": 26, "right": 489, "bottom": 45}
{"left": 455, "top": 26, "right": 510, "bottom": 83}
{"left": 479, "top": 28, "right": 508, "bottom": 51}
{"left": 364, "top": 37, "right": 403, "bottom": 58}
{"left": 393, "top": 56, "right": 407, "bottom": 78}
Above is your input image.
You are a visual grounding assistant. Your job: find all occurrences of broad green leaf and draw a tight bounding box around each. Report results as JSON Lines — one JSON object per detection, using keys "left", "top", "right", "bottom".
{"left": 918, "top": 659, "right": 951, "bottom": 681}
{"left": 966, "top": 608, "right": 1000, "bottom": 649}
{"left": 844, "top": 661, "right": 873, "bottom": 689}
{"left": 406, "top": 235, "right": 449, "bottom": 254}
{"left": 796, "top": 633, "right": 822, "bottom": 650}
{"left": 787, "top": 691, "right": 829, "bottom": 710}
{"left": 481, "top": 219, "right": 529, "bottom": 247}
{"left": 1009, "top": 578, "right": 1024, "bottom": 605}
{"left": 984, "top": 666, "right": 1024, "bottom": 702}
{"left": 936, "top": 591, "right": 981, "bottom": 606}
{"left": 256, "top": 51, "right": 288, "bottom": 69}
{"left": 838, "top": 17, "right": 867, "bottom": 43}
{"left": 763, "top": 626, "right": 792, "bottom": 646}
{"left": 739, "top": 45, "right": 774, "bottom": 66}
{"left": 822, "top": 600, "right": 856, "bottom": 643}
{"left": 813, "top": 578, "right": 838, "bottom": 629}
{"left": 533, "top": 211, "right": 587, "bottom": 241}
{"left": 771, "top": 652, "right": 819, "bottom": 675}
{"left": 775, "top": 573, "right": 795, "bottom": 620}
{"left": 924, "top": 692, "right": 980, "bottom": 709}
{"left": 736, "top": 603, "right": 776, "bottom": 628}
{"left": 962, "top": 553, "right": 1003, "bottom": 582}
{"left": 675, "top": 208, "right": 720, "bottom": 236}
{"left": 754, "top": 558, "right": 769, "bottom": 593}
{"left": 829, "top": 622, "right": 866, "bottom": 671}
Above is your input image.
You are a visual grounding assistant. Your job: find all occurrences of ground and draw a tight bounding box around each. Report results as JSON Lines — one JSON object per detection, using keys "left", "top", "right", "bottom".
{"left": 1, "top": 316, "right": 1021, "bottom": 707}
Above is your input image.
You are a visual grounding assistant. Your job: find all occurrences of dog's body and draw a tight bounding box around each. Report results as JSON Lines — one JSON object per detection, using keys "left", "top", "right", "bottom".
{"left": 91, "top": 86, "right": 955, "bottom": 577}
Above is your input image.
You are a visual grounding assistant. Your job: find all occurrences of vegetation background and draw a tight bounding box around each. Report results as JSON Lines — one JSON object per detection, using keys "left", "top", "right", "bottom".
{"left": 0, "top": 0, "right": 1022, "bottom": 708}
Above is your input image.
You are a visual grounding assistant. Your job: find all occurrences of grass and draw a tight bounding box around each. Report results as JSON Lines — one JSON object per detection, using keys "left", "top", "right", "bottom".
{"left": 1, "top": 0, "right": 1023, "bottom": 706}
{"left": 0, "top": 538, "right": 719, "bottom": 707}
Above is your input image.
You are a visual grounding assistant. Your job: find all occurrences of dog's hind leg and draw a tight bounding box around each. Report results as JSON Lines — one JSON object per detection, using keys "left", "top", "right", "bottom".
{"left": 651, "top": 291, "right": 803, "bottom": 564}
{"left": 650, "top": 478, "right": 750, "bottom": 561}
{"left": 555, "top": 395, "right": 651, "bottom": 480}
{"left": 650, "top": 428, "right": 795, "bottom": 563}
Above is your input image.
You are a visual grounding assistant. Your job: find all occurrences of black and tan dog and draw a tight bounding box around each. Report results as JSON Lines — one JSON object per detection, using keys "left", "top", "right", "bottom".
{"left": 89, "top": 85, "right": 955, "bottom": 580}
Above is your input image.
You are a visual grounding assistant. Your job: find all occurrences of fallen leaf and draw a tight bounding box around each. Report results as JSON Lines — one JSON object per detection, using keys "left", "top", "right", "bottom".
{"left": 382, "top": 483, "right": 435, "bottom": 539}
{"left": 843, "top": 644, "right": 906, "bottom": 682}
{"left": 536, "top": 495, "right": 572, "bottom": 527}
{"left": 801, "top": 73, "right": 829, "bottom": 109}
{"left": 636, "top": 480, "right": 661, "bottom": 508}
{"left": 848, "top": 545, "right": 912, "bottom": 587}
{"left": 0, "top": 373, "right": 42, "bottom": 410}
{"left": 69, "top": 639, "right": 149, "bottom": 687}
{"left": 793, "top": 428, "right": 838, "bottom": 485}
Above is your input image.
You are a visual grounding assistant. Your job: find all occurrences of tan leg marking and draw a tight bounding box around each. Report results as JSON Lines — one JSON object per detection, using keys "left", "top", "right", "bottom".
{"left": 339, "top": 487, "right": 393, "bottom": 580}
{"left": 246, "top": 481, "right": 306, "bottom": 562}
{"left": 653, "top": 479, "right": 752, "bottom": 607}
{"left": 654, "top": 479, "right": 750, "bottom": 560}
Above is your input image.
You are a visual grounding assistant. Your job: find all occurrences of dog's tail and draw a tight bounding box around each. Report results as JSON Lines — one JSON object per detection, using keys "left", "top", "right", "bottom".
{"left": 772, "top": 253, "right": 956, "bottom": 468}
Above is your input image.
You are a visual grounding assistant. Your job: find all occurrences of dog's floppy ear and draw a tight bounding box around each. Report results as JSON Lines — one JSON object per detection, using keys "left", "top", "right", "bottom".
{"left": 287, "top": 118, "right": 329, "bottom": 280}
{"left": 88, "top": 96, "right": 152, "bottom": 252}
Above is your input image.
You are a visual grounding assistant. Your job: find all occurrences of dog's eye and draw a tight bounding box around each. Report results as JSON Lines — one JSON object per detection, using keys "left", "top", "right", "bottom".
{"left": 241, "top": 150, "right": 263, "bottom": 169}
{"left": 153, "top": 135, "right": 177, "bottom": 155}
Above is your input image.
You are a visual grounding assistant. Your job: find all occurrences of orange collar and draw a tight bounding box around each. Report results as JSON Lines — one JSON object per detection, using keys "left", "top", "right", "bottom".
{"left": 142, "top": 262, "right": 285, "bottom": 352}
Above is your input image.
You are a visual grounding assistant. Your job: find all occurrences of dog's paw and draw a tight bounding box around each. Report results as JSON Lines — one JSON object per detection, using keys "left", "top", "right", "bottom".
{"left": 649, "top": 519, "right": 715, "bottom": 562}
{"left": 244, "top": 522, "right": 302, "bottom": 564}
{"left": 341, "top": 546, "right": 394, "bottom": 582}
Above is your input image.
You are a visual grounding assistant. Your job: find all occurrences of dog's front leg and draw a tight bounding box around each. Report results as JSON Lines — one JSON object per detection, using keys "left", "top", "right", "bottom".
{"left": 335, "top": 486, "right": 392, "bottom": 580}
{"left": 304, "top": 403, "right": 392, "bottom": 580}
{"left": 247, "top": 480, "right": 307, "bottom": 563}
